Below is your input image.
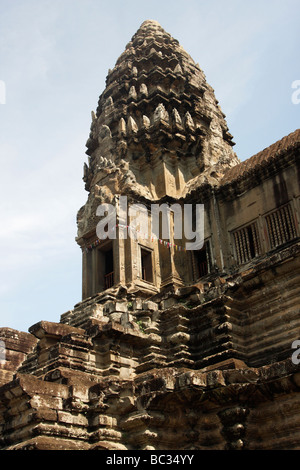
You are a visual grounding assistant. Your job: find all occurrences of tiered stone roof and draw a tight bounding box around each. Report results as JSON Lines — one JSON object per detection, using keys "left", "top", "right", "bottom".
{"left": 83, "top": 20, "right": 238, "bottom": 198}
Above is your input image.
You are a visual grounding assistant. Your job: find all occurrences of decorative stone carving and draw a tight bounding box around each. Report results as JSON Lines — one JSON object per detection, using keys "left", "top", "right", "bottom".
{"left": 129, "top": 86, "right": 137, "bottom": 100}
{"left": 119, "top": 117, "right": 126, "bottom": 136}
{"left": 127, "top": 116, "right": 138, "bottom": 133}
{"left": 153, "top": 103, "right": 169, "bottom": 124}
{"left": 184, "top": 111, "right": 195, "bottom": 131}
{"left": 172, "top": 108, "right": 182, "bottom": 126}
{"left": 99, "top": 124, "right": 112, "bottom": 140}
{"left": 139, "top": 83, "right": 148, "bottom": 97}
{"left": 142, "top": 115, "right": 150, "bottom": 128}
{"left": 0, "top": 20, "right": 300, "bottom": 452}
{"left": 174, "top": 63, "right": 183, "bottom": 74}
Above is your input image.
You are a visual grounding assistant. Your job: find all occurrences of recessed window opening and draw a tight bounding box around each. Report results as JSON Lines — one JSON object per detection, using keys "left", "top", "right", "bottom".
{"left": 97, "top": 241, "right": 114, "bottom": 292}
{"left": 265, "top": 204, "right": 297, "bottom": 249}
{"left": 141, "top": 248, "right": 153, "bottom": 283}
{"left": 233, "top": 222, "right": 261, "bottom": 264}
{"left": 104, "top": 248, "right": 114, "bottom": 289}
{"left": 193, "top": 241, "right": 211, "bottom": 279}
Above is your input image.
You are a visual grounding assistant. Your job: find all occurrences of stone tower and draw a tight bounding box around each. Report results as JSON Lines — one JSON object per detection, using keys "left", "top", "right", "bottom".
{"left": 76, "top": 19, "right": 239, "bottom": 300}
{"left": 0, "top": 21, "right": 300, "bottom": 451}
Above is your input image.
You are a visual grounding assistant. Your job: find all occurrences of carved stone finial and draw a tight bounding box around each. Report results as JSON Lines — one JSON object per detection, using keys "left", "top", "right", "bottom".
{"left": 174, "top": 63, "right": 183, "bottom": 74}
{"left": 119, "top": 117, "right": 127, "bottom": 136}
{"left": 99, "top": 125, "right": 112, "bottom": 139}
{"left": 184, "top": 111, "right": 195, "bottom": 130}
{"left": 129, "top": 86, "right": 137, "bottom": 100}
{"left": 127, "top": 116, "right": 138, "bottom": 133}
{"left": 140, "top": 83, "right": 148, "bottom": 97}
{"left": 154, "top": 103, "right": 169, "bottom": 124}
{"left": 142, "top": 115, "right": 150, "bottom": 128}
{"left": 172, "top": 108, "right": 182, "bottom": 126}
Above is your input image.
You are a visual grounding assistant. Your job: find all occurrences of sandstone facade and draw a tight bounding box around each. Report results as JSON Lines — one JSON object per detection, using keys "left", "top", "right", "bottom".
{"left": 0, "top": 20, "right": 300, "bottom": 451}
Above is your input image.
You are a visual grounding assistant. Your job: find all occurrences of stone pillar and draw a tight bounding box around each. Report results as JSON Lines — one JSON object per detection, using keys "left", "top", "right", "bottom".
{"left": 82, "top": 249, "right": 93, "bottom": 299}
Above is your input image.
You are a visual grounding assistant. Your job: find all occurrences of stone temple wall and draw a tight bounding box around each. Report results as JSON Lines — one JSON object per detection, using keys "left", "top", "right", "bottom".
{"left": 0, "top": 20, "right": 300, "bottom": 451}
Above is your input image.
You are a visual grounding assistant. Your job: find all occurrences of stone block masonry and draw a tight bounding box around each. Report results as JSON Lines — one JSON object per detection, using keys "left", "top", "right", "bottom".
{"left": 1, "top": 20, "right": 300, "bottom": 450}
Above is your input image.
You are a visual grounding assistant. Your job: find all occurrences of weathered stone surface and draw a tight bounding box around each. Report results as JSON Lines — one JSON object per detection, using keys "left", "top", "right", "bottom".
{"left": 29, "top": 321, "right": 85, "bottom": 339}
{"left": 0, "top": 328, "right": 37, "bottom": 387}
{"left": 0, "top": 20, "right": 300, "bottom": 450}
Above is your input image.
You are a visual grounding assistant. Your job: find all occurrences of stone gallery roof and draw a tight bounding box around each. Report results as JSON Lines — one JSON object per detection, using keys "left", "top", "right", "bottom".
{"left": 221, "top": 128, "right": 300, "bottom": 185}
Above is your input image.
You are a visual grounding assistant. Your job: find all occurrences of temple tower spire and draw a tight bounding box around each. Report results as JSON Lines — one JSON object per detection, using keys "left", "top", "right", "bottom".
{"left": 83, "top": 19, "right": 238, "bottom": 200}
{"left": 77, "top": 20, "right": 239, "bottom": 298}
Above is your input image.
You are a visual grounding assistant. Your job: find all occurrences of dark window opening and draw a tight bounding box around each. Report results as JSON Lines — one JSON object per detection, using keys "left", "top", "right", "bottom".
{"left": 233, "top": 222, "right": 261, "bottom": 264}
{"left": 247, "top": 226, "right": 256, "bottom": 259}
{"left": 141, "top": 248, "right": 153, "bottom": 283}
{"left": 97, "top": 243, "right": 114, "bottom": 292}
{"left": 266, "top": 204, "right": 297, "bottom": 249}
{"left": 104, "top": 248, "right": 114, "bottom": 289}
{"left": 193, "top": 242, "right": 211, "bottom": 279}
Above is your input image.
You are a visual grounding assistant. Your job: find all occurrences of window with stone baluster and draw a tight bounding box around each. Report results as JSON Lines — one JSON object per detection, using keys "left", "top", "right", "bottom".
{"left": 265, "top": 203, "right": 297, "bottom": 250}
{"left": 233, "top": 221, "right": 261, "bottom": 265}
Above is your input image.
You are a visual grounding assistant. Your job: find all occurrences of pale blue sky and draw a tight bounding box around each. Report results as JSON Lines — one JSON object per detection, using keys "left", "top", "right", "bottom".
{"left": 0, "top": 0, "right": 299, "bottom": 332}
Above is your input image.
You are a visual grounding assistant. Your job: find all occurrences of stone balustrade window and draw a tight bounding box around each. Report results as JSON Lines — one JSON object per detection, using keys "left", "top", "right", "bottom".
{"left": 233, "top": 222, "right": 261, "bottom": 265}
{"left": 265, "top": 203, "right": 297, "bottom": 249}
